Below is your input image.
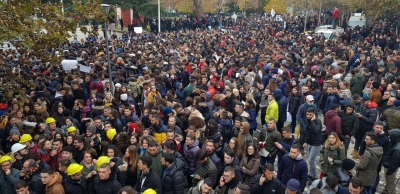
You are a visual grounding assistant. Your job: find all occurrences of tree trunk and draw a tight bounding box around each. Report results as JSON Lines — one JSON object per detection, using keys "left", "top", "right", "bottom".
{"left": 193, "top": 0, "right": 204, "bottom": 18}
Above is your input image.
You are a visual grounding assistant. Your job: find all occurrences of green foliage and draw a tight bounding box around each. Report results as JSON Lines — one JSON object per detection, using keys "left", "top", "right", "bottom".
{"left": 226, "top": 2, "right": 240, "bottom": 13}
{"left": 138, "top": 3, "right": 165, "bottom": 18}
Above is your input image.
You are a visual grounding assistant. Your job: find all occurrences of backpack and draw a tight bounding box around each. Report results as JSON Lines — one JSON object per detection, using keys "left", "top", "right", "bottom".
{"left": 316, "top": 179, "right": 342, "bottom": 194}
{"left": 90, "top": 81, "right": 104, "bottom": 95}
{"left": 129, "top": 83, "right": 141, "bottom": 97}
{"left": 0, "top": 115, "right": 8, "bottom": 130}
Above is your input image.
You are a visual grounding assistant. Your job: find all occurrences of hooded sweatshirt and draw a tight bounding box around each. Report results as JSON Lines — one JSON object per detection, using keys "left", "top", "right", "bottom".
{"left": 356, "top": 144, "right": 383, "bottom": 186}
{"left": 46, "top": 172, "right": 65, "bottom": 194}
{"left": 277, "top": 153, "right": 308, "bottom": 192}
{"left": 324, "top": 110, "right": 342, "bottom": 136}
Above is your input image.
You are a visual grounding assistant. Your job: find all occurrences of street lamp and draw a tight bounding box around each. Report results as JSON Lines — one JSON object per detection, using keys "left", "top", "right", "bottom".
{"left": 101, "top": 4, "right": 113, "bottom": 94}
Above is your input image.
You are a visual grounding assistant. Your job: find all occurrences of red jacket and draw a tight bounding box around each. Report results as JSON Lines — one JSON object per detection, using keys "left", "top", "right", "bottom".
{"left": 323, "top": 110, "right": 342, "bottom": 136}
{"left": 333, "top": 8, "right": 339, "bottom": 19}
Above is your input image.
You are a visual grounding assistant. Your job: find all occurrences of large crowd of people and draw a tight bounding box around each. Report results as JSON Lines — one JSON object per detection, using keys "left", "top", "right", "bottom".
{"left": 0, "top": 10, "right": 399, "bottom": 194}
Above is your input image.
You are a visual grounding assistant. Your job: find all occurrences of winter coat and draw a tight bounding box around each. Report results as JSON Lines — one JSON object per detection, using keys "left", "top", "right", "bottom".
{"left": 205, "top": 92, "right": 215, "bottom": 111}
{"left": 263, "top": 128, "right": 283, "bottom": 157}
{"left": 277, "top": 154, "right": 308, "bottom": 192}
{"left": 161, "top": 158, "right": 185, "bottom": 194}
{"left": 306, "top": 118, "right": 323, "bottom": 146}
{"left": 94, "top": 173, "right": 122, "bottom": 194}
{"left": 289, "top": 92, "right": 302, "bottom": 116}
{"left": 356, "top": 144, "right": 383, "bottom": 186}
{"left": 175, "top": 82, "right": 185, "bottom": 106}
{"left": 338, "top": 103, "right": 359, "bottom": 136}
{"left": 323, "top": 110, "right": 342, "bottom": 136}
{"left": 0, "top": 168, "right": 20, "bottom": 194}
{"left": 188, "top": 180, "right": 216, "bottom": 194}
{"left": 153, "top": 122, "right": 168, "bottom": 144}
{"left": 193, "top": 157, "right": 218, "bottom": 186}
{"left": 333, "top": 168, "right": 353, "bottom": 187}
{"left": 63, "top": 177, "right": 87, "bottom": 194}
{"left": 142, "top": 145, "right": 163, "bottom": 177}
{"left": 320, "top": 145, "right": 346, "bottom": 175}
{"left": 239, "top": 155, "right": 260, "bottom": 185}
{"left": 265, "top": 100, "right": 279, "bottom": 122}
{"left": 358, "top": 102, "right": 378, "bottom": 133}
{"left": 278, "top": 81, "right": 288, "bottom": 97}
{"left": 46, "top": 172, "right": 65, "bottom": 194}
{"left": 297, "top": 103, "right": 318, "bottom": 133}
{"left": 247, "top": 108, "right": 257, "bottom": 129}
{"left": 183, "top": 140, "right": 201, "bottom": 174}
{"left": 370, "top": 89, "right": 382, "bottom": 103}
{"left": 308, "top": 177, "right": 341, "bottom": 194}
{"left": 323, "top": 93, "right": 339, "bottom": 114}
{"left": 382, "top": 129, "right": 400, "bottom": 175}
{"left": 350, "top": 73, "right": 364, "bottom": 96}
{"left": 135, "top": 169, "right": 162, "bottom": 193}
{"left": 250, "top": 175, "right": 286, "bottom": 194}
{"left": 215, "top": 174, "right": 240, "bottom": 194}
{"left": 277, "top": 136, "right": 299, "bottom": 165}
{"left": 274, "top": 89, "right": 288, "bottom": 122}
{"left": 380, "top": 107, "right": 400, "bottom": 132}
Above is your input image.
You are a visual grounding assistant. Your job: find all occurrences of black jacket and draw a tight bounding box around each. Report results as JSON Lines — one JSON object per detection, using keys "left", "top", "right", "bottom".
{"left": 288, "top": 92, "right": 302, "bottom": 116}
{"left": 162, "top": 159, "right": 185, "bottom": 194}
{"left": 250, "top": 175, "right": 286, "bottom": 194}
{"left": 338, "top": 103, "right": 359, "bottom": 136}
{"left": 305, "top": 118, "right": 323, "bottom": 146}
{"left": 63, "top": 177, "right": 87, "bottom": 194}
{"left": 382, "top": 129, "right": 400, "bottom": 175}
{"left": 333, "top": 168, "right": 353, "bottom": 187}
{"left": 135, "top": 169, "right": 162, "bottom": 193}
{"left": 93, "top": 174, "right": 122, "bottom": 194}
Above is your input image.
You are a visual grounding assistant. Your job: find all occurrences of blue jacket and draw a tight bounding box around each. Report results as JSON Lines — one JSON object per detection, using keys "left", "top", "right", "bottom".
{"left": 247, "top": 108, "right": 257, "bottom": 129}
{"left": 277, "top": 154, "right": 308, "bottom": 192}
{"left": 175, "top": 82, "right": 185, "bottom": 106}
{"left": 274, "top": 89, "right": 288, "bottom": 122}
{"left": 110, "top": 118, "right": 124, "bottom": 133}
{"left": 323, "top": 93, "right": 338, "bottom": 114}
{"left": 277, "top": 136, "right": 299, "bottom": 167}
{"left": 278, "top": 81, "right": 288, "bottom": 97}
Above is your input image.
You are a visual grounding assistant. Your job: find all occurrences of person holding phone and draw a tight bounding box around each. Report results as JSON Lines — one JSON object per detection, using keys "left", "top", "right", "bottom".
{"left": 250, "top": 163, "right": 285, "bottom": 193}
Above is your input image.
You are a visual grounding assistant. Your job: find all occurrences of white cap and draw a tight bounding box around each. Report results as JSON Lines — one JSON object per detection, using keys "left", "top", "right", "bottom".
{"left": 306, "top": 95, "right": 314, "bottom": 101}
{"left": 120, "top": 93, "right": 128, "bottom": 101}
{"left": 115, "top": 83, "right": 122, "bottom": 88}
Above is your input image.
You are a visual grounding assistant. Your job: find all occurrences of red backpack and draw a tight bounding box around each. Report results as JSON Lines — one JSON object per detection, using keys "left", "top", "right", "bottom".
{"left": 89, "top": 81, "right": 103, "bottom": 94}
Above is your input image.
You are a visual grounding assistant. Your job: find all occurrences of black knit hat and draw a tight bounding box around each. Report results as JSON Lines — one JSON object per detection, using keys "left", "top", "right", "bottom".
{"left": 342, "top": 158, "right": 356, "bottom": 171}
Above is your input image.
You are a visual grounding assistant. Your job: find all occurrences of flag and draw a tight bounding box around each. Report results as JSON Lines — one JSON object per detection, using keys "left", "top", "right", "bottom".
{"left": 271, "top": 9, "right": 276, "bottom": 17}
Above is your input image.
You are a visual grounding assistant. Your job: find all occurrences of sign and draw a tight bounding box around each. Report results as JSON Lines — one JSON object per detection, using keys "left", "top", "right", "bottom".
{"left": 134, "top": 27, "right": 143, "bottom": 34}
{"left": 271, "top": 9, "right": 276, "bottom": 17}
{"left": 79, "top": 65, "right": 91, "bottom": 73}
{"left": 61, "top": 60, "right": 78, "bottom": 71}
{"left": 276, "top": 15, "right": 282, "bottom": 21}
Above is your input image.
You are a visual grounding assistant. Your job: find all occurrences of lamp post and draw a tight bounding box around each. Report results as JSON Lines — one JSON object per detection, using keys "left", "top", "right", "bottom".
{"left": 158, "top": 0, "right": 161, "bottom": 33}
{"left": 101, "top": 4, "right": 113, "bottom": 94}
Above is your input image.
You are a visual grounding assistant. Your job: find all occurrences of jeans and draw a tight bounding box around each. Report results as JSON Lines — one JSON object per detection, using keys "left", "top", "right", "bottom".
{"left": 341, "top": 136, "right": 351, "bottom": 155}
{"left": 277, "top": 121, "right": 284, "bottom": 134}
{"left": 308, "top": 145, "right": 322, "bottom": 179}
{"left": 332, "top": 18, "right": 337, "bottom": 29}
{"left": 371, "top": 172, "right": 380, "bottom": 194}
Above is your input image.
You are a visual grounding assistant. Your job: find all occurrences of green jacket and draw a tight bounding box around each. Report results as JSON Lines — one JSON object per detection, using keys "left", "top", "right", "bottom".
{"left": 320, "top": 146, "right": 346, "bottom": 175}
{"left": 188, "top": 180, "right": 215, "bottom": 194}
{"left": 350, "top": 74, "right": 364, "bottom": 96}
{"left": 380, "top": 108, "right": 400, "bottom": 132}
{"left": 356, "top": 144, "right": 383, "bottom": 186}
{"left": 142, "top": 145, "right": 164, "bottom": 177}
{"left": 0, "top": 168, "right": 20, "bottom": 194}
{"left": 263, "top": 128, "right": 283, "bottom": 157}
{"left": 193, "top": 157, "right": 217, "bottom": 186}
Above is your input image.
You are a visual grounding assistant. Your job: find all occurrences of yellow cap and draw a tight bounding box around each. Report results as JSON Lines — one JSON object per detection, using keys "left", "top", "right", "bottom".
{"left": 45, "top": 117, "right": 56, "bottom": 125}
{"left": 106, "top": 128, "right": 117, "bottom": 140}
{"left": 96, "top": 156, "right": 110, "bottom": 170}
{"left": 67, "top": 126, "right": 77, "bottom": 133}
{"left": 0, "top": 155, "right": 13, "bottom": 164}
{"left": 143, "top": 188, "right": 157, "bottom": 194}
{"left": 19, "top": 134, "right": 32, "bottom": 143}
{"left": 67, "top": 163, "right": 84, "bottom": 176}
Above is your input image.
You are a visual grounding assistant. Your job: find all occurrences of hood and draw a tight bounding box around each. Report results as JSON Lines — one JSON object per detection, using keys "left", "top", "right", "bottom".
{"left": 389, "top": 129, "right": 400, "bottom": 144}
{"left": 188, "top": 139, "right": 199, "bottom": 148}
{"left": 273, "top": 89, "right": 283, "bottom": 99}
{"left": 355, "top": 74, "right": 363, "bottom": 79}
{"left": 129, "top": 81, "right": 138, "bottom": 87}
{"left": 92, "top": 105, "right": 105, "bottom": 110}
{"left": 325, "top": 110, "right": 338, "bottom": 118}
{"left": 175, "top": 82, "right": 182, "bottom": 90}
{"left": 367, "top": 101, "right": 378, "bottom": 109}
{"left": 169, "top": 157, "right": 185, "bottom": 174}
{"left": 93, "top": 79, "right": 101, "bottom": 84}
{"left": 47, "top": 172, "right": 62, "bottom": 188}
{"left": 367, "top": 144, "right": 383, "bottom": 157}
{"left": 205, "top": 92, "right": 212, "bottom": 102}
{"left": 198, "top": 102, "right": 207, "bottom": 107}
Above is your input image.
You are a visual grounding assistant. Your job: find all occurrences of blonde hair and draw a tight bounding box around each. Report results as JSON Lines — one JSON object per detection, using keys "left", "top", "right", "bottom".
{"left": 324, "top": 132, "right": 344, "bottom": 149}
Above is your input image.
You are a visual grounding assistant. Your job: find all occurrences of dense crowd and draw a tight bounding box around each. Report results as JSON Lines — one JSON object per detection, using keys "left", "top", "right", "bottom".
{"left": 0, "top": 11, "right": 400, "bottom": 194}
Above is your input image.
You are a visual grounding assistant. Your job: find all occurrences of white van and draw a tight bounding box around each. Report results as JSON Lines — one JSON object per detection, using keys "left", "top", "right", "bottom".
{"left": 315, "top": 28, "right": 344, "bottom": 40}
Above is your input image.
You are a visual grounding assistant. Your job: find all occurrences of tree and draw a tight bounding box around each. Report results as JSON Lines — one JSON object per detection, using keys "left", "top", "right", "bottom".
{"left": 0, "top": 0, "right": 105, "bottom": 95}
{"left": 263, "top": 0, "right": 287, "bottom": 14}
{"left": 176, "top": 0, "right": 217, "bottom": 14}
{"left": 237, "top": 0, "right": 259, "bottom": 16}
{"left": 193, "top": 0, "right": 204, "bottom": 17}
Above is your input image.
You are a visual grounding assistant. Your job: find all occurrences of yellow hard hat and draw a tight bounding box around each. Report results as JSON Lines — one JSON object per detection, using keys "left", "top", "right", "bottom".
{"left": 19, "top": 134, "right": 32, "bottom": 143}
{"left": 0, "top": 156, "right": 13, "bottom": 164}
{"left": 67, "top": 126, "right": 77, "bottom": 133}
{"left": 106, "top": 128, "right": 117, "bottom": 140}
{"left": 143, "top": 188, "right": 157, "bottom": 194}
{"left": 67, "top": 163, "right": 84, "bottom": 176}
{"left": 96, "top": 156, "right": 110, "bottom": 170}
{"left": 45, "top": 117, "right": 56, "bottom": 125}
